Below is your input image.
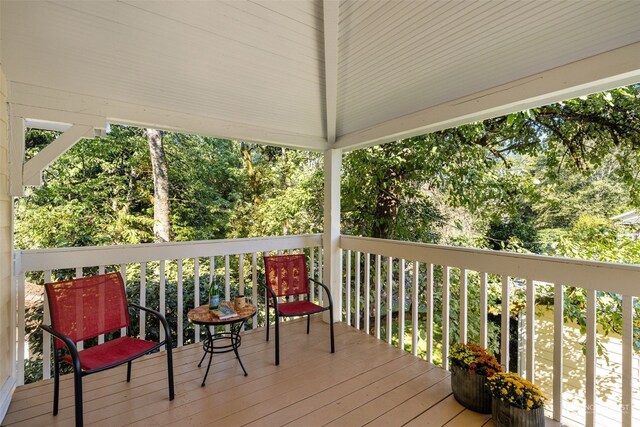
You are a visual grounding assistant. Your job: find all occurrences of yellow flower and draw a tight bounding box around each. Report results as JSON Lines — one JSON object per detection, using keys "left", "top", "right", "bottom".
{"left": 502, "top": 388, "right": 507, "bottom": 395}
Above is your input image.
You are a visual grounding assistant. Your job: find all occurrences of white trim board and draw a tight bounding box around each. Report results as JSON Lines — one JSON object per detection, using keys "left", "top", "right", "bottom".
{"left": 0, "top": 376, "right": 17, "bottom": 425}
{"left": 8, "top": 82, "right": 329, "bottom": 152}
{"left": 335, "top": 42, "right": 640, "bottom": 151}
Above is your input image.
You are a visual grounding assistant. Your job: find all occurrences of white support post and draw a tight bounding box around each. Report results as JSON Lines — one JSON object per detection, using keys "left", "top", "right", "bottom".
{"left": 22, "top": 124, "right": 94, "bottom": 186}
{"left": 322, "top": 0, "right": 339, "bottom": 145}
{"left": 323, "top": 148, "right": 342, "bottom": 322}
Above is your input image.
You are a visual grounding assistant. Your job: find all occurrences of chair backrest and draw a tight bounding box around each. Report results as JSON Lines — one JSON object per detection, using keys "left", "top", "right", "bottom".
{"left": 45, "top": 272, "right": 130, "bottom": 349}
{"left": 264, "top": 254, "right": 309, "bottom": 298}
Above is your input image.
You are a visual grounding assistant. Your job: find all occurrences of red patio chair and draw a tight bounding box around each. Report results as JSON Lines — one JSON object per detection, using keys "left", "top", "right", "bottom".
{"left": 264, "top": 254, "right": 335, "bottom": 365}
{"left": 40, "top": 272, "right": 174, "bottom": 427}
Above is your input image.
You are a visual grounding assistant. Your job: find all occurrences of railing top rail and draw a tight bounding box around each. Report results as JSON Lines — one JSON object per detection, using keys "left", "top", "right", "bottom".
{"left": 341, "top": 235, "right": 640, "bottom": 295}
{"left": 18, "top": 234, "right": 323, "bottom": 272}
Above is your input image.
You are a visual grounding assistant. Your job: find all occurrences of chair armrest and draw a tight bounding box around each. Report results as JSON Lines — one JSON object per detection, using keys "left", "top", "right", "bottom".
{"left": 309, "top": 278, "right": 333, "bottom": 309}
{"left": 264, "top": 286, "right": 279, "bottom": 309}
{"left": 39, "top": 324, "right": 82, "bottom": 372}
{"left": 128, "top": 303, "right": 173, "bottom": 347}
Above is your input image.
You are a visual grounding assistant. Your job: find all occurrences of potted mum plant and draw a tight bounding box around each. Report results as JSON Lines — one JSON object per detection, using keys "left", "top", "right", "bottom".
{"left": 449, "top": 343, "right": 503, "bottom": 413}
{"left": 487, "top": 372, "right": 546, "bottom": 426}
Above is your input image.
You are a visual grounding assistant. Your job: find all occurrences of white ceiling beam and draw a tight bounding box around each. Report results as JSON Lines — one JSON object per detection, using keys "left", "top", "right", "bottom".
{"left": 334, "top": 42, "right": 640, "bottom": 151}
{"left": 22, "top": 124, "right": 94, "bottom": 186}
{"left": 24, "top": 119, "right": 71, "bottom": 133}
{"left": 9, "top": 83, "right": 328, "bottom": 152}
{"left": 323, "top": 0, "right": 339, "bottom": 145}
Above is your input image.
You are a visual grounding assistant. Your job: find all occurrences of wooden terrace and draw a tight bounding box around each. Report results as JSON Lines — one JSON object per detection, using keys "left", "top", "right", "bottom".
{"left": 4, "top": 319, "right": 495, "bottom": 427}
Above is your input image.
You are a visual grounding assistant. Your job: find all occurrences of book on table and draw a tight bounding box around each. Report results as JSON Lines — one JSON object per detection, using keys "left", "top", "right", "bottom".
{"left": 212, "top": 305, "right": 237, "bottom": 319}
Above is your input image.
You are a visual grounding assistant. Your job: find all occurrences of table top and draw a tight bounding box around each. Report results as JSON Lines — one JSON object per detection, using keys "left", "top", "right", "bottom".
{"left": 187, "top": 302, "right": 257, "bottom": 326}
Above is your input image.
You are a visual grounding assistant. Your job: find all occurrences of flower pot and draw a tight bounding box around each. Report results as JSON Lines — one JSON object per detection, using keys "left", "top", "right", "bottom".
{"left": 450, "top": 366, "right": 492, "bottom": 413}
{"left": 491, "top": 397, "right": 545, "bottom": 427}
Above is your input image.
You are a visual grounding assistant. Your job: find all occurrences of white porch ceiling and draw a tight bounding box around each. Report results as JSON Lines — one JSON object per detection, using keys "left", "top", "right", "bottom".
{"left": 2, "top": 0, "right": 640, "bottom": 151}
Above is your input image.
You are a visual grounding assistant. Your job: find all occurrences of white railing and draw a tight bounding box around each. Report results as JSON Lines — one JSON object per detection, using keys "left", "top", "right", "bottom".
{"left": 340, "top": 235, "right": 640, "bottom": 427}
{"left": 13, "top": 234, "right": 323, "bottom": 386}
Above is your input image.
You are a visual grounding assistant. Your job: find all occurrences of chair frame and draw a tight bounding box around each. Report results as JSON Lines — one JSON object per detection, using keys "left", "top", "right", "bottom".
{"left": 40, "top": 274, "right": 174, "bottom": 427}
{"left": 264, "top": 255, "right": 335, "bottom": 366}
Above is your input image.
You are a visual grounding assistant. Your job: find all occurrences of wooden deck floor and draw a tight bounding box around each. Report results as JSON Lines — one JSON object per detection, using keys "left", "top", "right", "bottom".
{"left": 4, "top": 319, "right": 495, "bottom": 427}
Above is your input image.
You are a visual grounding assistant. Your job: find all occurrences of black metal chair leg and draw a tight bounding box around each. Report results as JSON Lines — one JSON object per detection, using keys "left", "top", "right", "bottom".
{"left": 126, "top": 361, "right": 132, "bottom": 382}
{"left": 329, "top": 308, "right": 335, "bottom": 353}
{"left": 307, "top": 315, "right": 311, "bottom": 334}
{"left": 275, "top": 313, "right": 280, "bottom": 366}
{"left": 73, "top": 369, "right": 83, "bottom": 427}
{"left": 265, "top": 291, "right": 270, "bottom": 342}
{"left": 166, "top": 343, "right": 175, "bottom": 400}
{"left": 52, "top": 355, "right": 60, "bottom": 415}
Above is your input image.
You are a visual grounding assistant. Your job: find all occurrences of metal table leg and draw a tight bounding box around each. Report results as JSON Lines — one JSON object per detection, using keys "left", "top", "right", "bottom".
{"left": 198, "top": 319, "right": 248, "bottom": 386}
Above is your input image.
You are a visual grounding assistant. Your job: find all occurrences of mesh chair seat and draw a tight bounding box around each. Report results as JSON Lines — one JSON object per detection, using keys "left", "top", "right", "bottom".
{"left": 274, "top": 300, "right": 327, "bottom": 316}
{"left": 63, "top": 336, "right": 159, "bottom": 371}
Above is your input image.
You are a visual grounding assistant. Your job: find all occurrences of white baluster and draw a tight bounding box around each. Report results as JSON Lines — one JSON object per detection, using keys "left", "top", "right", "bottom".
{"left": 501, "top": 275, "right": 510, "bottom": 370}
{"left": 159, "top": 260, "right": 166, "bottom": 350}
{"left": 346, "top": 250, "right": 351, "bottom": 326}
{"left": 525, "top": 278, "right": 535, "bottom": 382}
{"left": 621, "top": 295, "right": 633, "bottom": 427}
{"left": 225, "top": 255, "right": 230, "bottom": 332}
{"left": 585, "top": 288, "right": 596, "bottom": 427}
{"left": 140, "top": 262, "right": 146, "bottom": 339}
{"left": 365, "top": 253, "right": 371, "bottom": 334}
{"left": 387, "top": 257, "right": 393, "bottom": 344}
{"left": 310, "top": 248, "right": 315, "bottom": 302}
{"left": 355, "top": 251, "right": 361, "bottom": 330}
{"left": 76, "top": 268, "right": 83, "bottom": 351}
{"left": 98, "top": 265, "right": 105, "bottom": 345}
{"left": 42, "top": 270, "right": 52, "bottom": 380}
{"left": 375, "top": 254, "right": 381, "bottom": 340}
{"left": 460, "top": 269, "right": 468, "bottom": 344}
{"left": 239, "top": 254, "right": 245, "bottom": 296}
{"left": 399, "top": 259, "right": 405, "bottom": 351}
{"left": 194, "top": 257, "right": 200, "bottom": 342}
{"left": 480, "top": 272, "right": 488, "bottom": 349}
{"left": 412, "top": 261, "right": 419, "bottom": 357}
{"left": 120, "top": 264, "right": 127, "bottom": 337}
{"left": 442, "top": 266, "right": 450, "bottom": 369}
{"left": 553, "top": 283, "right": 563, "bottom": 422}
{"left": 252, "top": 253, "right": 258, "bottom": 329}
{"left": 426, "top": 263, "right": 433, "bottom": 364}
{"left": 177, "top": 259, "right": 183, "bottom": 347}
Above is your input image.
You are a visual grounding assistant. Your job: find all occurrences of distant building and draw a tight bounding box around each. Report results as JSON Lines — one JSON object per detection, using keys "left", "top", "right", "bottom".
{"left": 611, "top": 210, "right": 640, "bottom": 240}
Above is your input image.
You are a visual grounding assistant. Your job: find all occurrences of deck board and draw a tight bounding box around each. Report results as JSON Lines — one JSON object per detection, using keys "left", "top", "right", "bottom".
{"left": 5, "top": 319, "right": 495, "bottom": 427}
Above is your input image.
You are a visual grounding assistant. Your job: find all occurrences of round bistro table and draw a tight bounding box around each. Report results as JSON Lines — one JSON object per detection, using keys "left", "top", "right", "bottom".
{"left": 187, "top": 302, "right": 257, "bottom": 386}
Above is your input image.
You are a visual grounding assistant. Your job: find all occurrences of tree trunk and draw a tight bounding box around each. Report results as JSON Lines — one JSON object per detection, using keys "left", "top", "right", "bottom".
{"left": 145, "top": 128, "right": 171, "bottom": 242}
